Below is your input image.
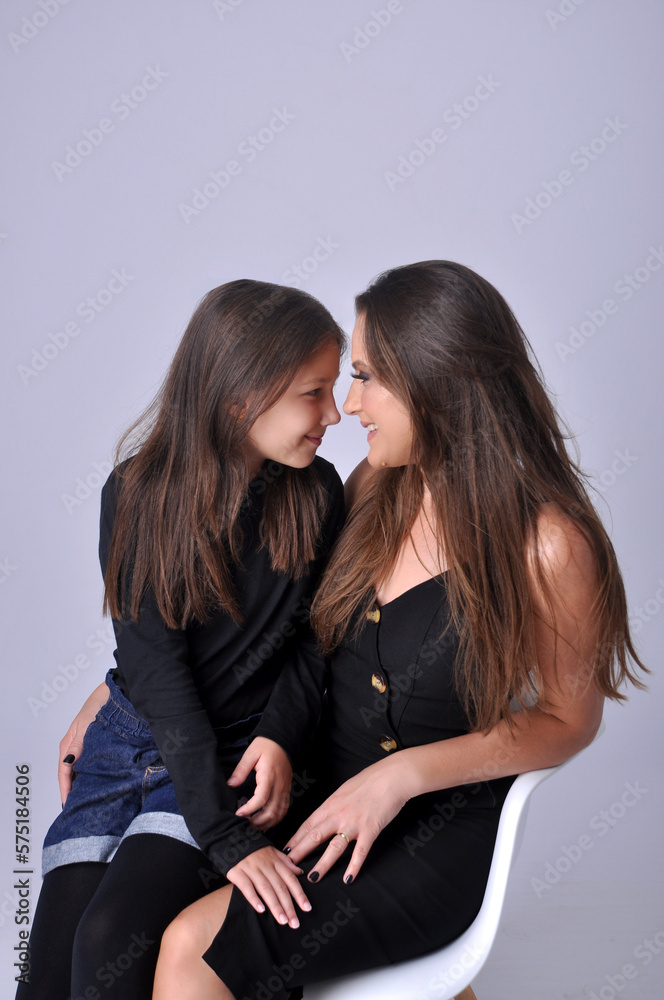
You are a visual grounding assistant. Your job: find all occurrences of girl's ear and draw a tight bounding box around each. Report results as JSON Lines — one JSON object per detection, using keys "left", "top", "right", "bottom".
{"left": 229, "top": 401, "right": 249, "bottom": 423}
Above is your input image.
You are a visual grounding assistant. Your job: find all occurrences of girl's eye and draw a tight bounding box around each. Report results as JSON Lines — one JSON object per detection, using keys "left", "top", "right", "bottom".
{"left": 351, "top": 372, "right": 369, "bottom": 382}
{"left": 307, "top": 388, "right": 322, "bottom": 396}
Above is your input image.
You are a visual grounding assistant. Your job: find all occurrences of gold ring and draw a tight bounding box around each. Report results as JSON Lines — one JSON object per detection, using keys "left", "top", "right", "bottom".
{"left": 336, "top": 832, "right": 350, "bottom": 845}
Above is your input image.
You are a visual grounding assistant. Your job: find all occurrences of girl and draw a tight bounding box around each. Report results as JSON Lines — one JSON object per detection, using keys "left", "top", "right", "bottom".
{"left": 153, "top": 261, "right": 647, "bottom": 1000}
{"left": 18, "top": 279, "right": 345, "bottom": 999}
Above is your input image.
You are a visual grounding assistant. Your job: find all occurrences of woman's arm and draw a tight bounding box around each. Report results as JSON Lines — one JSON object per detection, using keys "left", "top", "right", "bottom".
{"left": 58, "top": 681, "right": 109, "bottom": 805}
{"left": 285, "top": 505, "right": 604, "bottom": 884}
{"left": 400, "top": 504, "right": 604, "bottom": 791}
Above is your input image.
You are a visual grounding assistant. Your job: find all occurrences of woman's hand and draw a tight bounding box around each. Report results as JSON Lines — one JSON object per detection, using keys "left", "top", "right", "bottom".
{"left": 228, "top": 737, "right": 293, "bottom": 830}
{"left": 58, "top": 682, "right": 110, "bottom": 806}
{"left": 227, "top": 846, "right": 311, "bottom": 929}
{"left": 284, "top": 756, "right": 412, "bottom": 885}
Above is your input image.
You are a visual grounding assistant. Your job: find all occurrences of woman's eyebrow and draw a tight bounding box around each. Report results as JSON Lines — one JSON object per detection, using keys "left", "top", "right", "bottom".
{"left": 351, "top": 359, "right": 369, "bottom": 369}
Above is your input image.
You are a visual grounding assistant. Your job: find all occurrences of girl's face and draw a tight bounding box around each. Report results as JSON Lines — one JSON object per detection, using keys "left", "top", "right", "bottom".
{"left": 343, "top": 314, "right": 413, "bottom": 468}
{"left": 243, "top": 341, "right": 341, "bottom": 475}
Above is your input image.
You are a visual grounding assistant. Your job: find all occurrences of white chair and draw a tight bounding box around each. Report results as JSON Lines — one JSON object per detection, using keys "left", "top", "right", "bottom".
{"left": 306, "top": 721, "right": 605, "bottom": 1000}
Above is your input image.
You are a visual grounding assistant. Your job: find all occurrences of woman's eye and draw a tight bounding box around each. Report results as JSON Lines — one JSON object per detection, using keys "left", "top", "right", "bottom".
{"left": 351, "top": 372, "right": 369, "bottom": 382}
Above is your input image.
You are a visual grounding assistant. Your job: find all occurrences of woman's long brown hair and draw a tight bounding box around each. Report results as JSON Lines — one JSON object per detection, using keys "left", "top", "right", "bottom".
{"left": 311, "top": 261, "right": 647, "bottom": 731}
{"left": 103, "top": 279, "right": 344, "bottom": 628}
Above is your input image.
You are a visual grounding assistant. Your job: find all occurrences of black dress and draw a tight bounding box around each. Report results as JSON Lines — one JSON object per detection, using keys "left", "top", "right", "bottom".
{"left": 203, "top": 573, "right": 517, "bottom": 999}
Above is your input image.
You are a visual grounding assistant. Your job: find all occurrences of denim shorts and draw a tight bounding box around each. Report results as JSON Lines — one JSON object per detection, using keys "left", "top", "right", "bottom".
{"left": 42, "top": 670, "right": 259, "bottom": 877}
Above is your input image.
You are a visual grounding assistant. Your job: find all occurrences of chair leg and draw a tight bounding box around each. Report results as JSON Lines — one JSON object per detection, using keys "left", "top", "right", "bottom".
{"left": 454, "top": 986, "right": 478, "bottom": 1000}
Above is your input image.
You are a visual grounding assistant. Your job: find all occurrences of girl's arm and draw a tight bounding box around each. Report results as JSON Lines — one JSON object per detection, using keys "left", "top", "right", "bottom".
{"left": 285, "top": 504, "right": 605, "bottom": 884}
{"left": 98, "top": 472, "right": 277, "bottom": 877}
{"left": 232, "top": 460, "right": 346, "bottom": 807}
{"left": 239, "top": 626, "right": 329, "bottom": 774}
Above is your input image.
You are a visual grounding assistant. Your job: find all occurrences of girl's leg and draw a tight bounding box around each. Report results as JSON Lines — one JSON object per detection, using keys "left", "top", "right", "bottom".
{"left": 14, "top": 861, "right": 107, "bottom": 1000}
{"left": 153, "top": 884, "right": 235, "bottom": 1000}
{"left": 71, "top": 833, "right": 217, "bottom": 999}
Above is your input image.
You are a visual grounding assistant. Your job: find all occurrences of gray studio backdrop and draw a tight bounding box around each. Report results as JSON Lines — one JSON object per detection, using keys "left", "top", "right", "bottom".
{"left": 1, "top": 1, "right": 663, "bottom": 996}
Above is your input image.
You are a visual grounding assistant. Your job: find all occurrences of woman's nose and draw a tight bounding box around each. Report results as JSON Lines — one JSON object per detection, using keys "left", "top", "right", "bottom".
{"left": 343, "top": 380, "right": 360, "bottom": 415}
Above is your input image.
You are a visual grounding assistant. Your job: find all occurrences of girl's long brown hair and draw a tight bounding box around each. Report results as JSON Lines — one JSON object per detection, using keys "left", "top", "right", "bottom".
{"left": 104, "top": 279, "right": 344, "bottom": 628}
{"left": 311, "top": 261, "right": 647, "bottom": 731}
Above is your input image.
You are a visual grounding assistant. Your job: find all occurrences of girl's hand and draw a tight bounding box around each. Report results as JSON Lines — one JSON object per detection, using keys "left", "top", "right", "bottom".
{"left": 227, "top": 846, "right": 311, "bottom": 929}
{"left": 58, "top": 682, "right": 109, "bottom": 806}
{"left": 284, "top": 757, "right": 412, "bottom": 885}
{"left": 228, "top": 737, "right": 293, "bottom": 830}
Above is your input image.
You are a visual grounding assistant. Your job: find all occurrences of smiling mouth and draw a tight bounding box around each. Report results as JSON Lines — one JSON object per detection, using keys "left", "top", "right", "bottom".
{"left": 305, "top": 433, "right": 324, "bottom": 444}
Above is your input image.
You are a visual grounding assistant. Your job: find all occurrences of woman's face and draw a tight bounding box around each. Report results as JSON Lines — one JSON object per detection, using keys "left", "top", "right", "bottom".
{"left": 343, "top": 314, "right": 413, "bottom": 468}
{"left": 243, "top": 340, "right": 341, "bottom": 475}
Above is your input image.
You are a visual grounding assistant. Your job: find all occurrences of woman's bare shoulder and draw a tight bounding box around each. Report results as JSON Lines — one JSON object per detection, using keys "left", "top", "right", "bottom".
{"left": 527, "top": 502, "right": 599, "bottom": 612}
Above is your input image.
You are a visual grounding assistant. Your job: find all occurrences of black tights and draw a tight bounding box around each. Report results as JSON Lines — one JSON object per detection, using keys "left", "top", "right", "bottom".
{"left": 15, "top": 834, "right": 222, "bottom": 1000}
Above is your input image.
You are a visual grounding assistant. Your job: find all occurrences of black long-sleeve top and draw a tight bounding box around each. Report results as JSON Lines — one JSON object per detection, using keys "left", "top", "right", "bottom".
{"left": 99, "top": 456, "right": 344, "bottom": 875}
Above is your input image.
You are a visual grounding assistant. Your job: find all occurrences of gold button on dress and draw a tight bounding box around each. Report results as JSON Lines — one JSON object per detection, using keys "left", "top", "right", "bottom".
{"left": 371, "top": 672, "right": 387, "bottom": 694}
{"left": 378, "top": 734, "right": 397, "bottom": 752}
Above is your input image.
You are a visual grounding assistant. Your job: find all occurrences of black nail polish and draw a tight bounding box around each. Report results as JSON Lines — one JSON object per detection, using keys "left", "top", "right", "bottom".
{"left": 344, "top": 874, "right": 353, "bottom": 885}
{"left": 283, "top": 847, "right": 291, "bottom": 855}
{"left": 308, "top": 871, "right": 319, "bottom": 883}
{"left": 63, "top": 754, "right": 75, "bottom": 765}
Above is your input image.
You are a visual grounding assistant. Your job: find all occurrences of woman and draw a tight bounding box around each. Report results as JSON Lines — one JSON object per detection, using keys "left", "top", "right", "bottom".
{"left": 18, "top": 279, "right": 345, "bottom": 999}
{"left": 153, "top": 260, "right": 647, "bottom": 1000}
